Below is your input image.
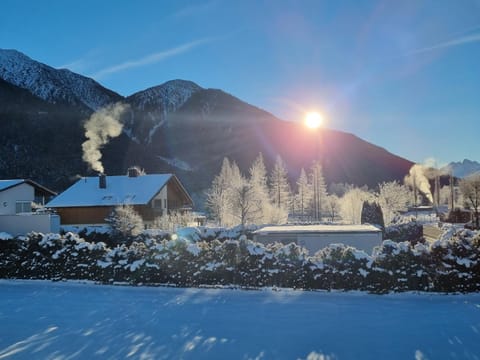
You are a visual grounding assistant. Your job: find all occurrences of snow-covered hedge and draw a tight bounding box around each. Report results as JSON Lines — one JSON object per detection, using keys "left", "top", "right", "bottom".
{"left": 0, "top": 229, "right": 479, "bottom": 293}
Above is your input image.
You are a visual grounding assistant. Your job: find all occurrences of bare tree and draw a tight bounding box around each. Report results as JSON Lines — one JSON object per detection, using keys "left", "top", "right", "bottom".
{"left": 295, "top": 168, "right": 312, "bottom": 221}
{"left": 324, "top": 195, "right": 340, "bottom": 222}
{"left": 459, "top": 174, "right": 480, "bottom": 229}
{"left": 377, "top": 181, "right": 412, "bottom": 225}
{"left": 269, "top": 155, "right": 291, "bottom": 210}
{"left": 231, "top": 180, "right": 259, "bottom": 230}
{"left": 309, "top": 161, "right": 327, "bottom": 221}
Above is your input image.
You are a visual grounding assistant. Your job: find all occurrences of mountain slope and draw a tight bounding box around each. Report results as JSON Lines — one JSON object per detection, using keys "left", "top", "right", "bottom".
{"left": 0, "top": 49, "right": 122, "bottom": 111}
{"left": 0, "top": 49, "right": 415, "bottom": 201}
{"left": 125, "top": 80, "right": 203, "bottom": 143}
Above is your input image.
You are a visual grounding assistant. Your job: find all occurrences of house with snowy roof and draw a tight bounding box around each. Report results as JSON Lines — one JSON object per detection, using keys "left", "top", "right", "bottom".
{"left": 46, "top": 169, "right": 193, "bottom": 227}
{"left": 0, "top": 179, "right": 59, "bottom": 235}
{"left": 253, "top": 224, "right": 383, "bottom": 254}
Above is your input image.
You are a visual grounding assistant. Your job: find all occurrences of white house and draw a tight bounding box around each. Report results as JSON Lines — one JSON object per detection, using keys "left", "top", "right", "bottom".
{"left": 0, "top": 179, "right": 59, "bottom": 235}
{"left": 253, "top": 224, "right": 383, "bottom": 254}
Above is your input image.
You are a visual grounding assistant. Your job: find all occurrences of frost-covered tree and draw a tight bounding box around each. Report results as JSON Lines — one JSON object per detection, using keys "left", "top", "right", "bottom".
{"left": 231, "top": 179, "right": 259, "bottom": 230}
{"left": 295, "top": 168, "right": 313, "bottom": 221}
{"left": 324, "top": 195, "right": 340, "bottom": 222}
{"left": 459, "top": 174, "right": 480, "bottom": 229}
{"left": 106, "top": 205, "right": 144, "bottom": 240}
{"left": 309, "top": 161, "right": 327, "bottom": 221}
{"left": 153, "top": 211, "right": 194, "bottom": 232}
{"left": 269, "top": 155, "right": 291, "bottom": 211}
{"left": 206, "top": 158, "right": 235, "bottom": 226}
{"left": 249, "top": 153, "right": 271, "bottom": 224}
{"left": 377, "top": 181, "right": 412, "bottom": 225}
{"left": 339, "top": 187, "right": 373, "bottom": 224}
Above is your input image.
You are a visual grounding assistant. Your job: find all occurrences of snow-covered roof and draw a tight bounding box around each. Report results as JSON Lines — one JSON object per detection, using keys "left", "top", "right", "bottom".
{"left": 0, "top": 179, "right": 56, "bottom": 196}
{"left": 254, "top": 224, "right": 382, "bottom": 235}
{"left": 47, "top": 174, "right": 175, "bottom": 208}
{"left": 0, "top": 179, "right": 24, "bottom": 192}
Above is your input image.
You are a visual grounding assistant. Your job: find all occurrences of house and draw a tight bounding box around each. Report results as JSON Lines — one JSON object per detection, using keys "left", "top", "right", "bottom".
{"left": 46, "top": 169, "right": 193, "bottom": 227}
{"left": 253, "top": 224, "right": 383, "bottom": 254}
{"left": 0, "top": 179, "right": 59, "bottom": 235}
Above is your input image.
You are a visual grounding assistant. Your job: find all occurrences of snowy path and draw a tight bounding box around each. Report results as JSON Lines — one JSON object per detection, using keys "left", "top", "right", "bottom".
{"left": 0, "top": 280, "right": 479, "bottom": 359}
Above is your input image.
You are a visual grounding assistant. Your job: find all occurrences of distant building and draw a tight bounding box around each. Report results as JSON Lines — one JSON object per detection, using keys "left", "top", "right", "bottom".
{"left": 253, "top": 224, "right": 383, "bottom": 254}
{"left": 0, "top": 179, "right": 59, "bottom": 235}
{"left": 46, "top": 171, "right": 193, "bottom": 227}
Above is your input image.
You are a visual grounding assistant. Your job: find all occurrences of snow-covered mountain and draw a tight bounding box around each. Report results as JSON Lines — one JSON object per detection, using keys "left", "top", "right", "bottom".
{"left": 442, "top": 159, "right": 480, "bottom": 178}
{"left": 0, "top": 48, "right": 415, "bottom": 196}
{"left": 0, "top": 49, "right": 121, "bottom": 111}
{"left": 127, "top": 80, "right": 202, "bottom": 112}
{"left": 124, "top": 80, "right": 203, "bottom": 143}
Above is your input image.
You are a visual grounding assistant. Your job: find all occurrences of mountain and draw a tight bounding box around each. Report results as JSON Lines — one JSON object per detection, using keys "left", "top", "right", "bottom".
{"left": 125, "top": 80, "right": 203, "bottom": 143}
{"left": 0, "top": 49, "right": 415, "bottom": 204}
{"left": 441, "top": 159, "right": 480, "bottom": 178}
{"left": 0, "top": 49, "right": 122, "bottom": 111}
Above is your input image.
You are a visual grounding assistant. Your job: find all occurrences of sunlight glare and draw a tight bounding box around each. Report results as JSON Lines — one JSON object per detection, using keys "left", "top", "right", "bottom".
{"left": 304, "top": 112, "right": 323, "bottom": 129}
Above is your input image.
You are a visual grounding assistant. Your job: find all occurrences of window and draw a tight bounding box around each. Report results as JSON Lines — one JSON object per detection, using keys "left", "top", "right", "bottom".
{"left": 164, "top": 199, "right": 167, "bottom": 209}
{"left": 16, "top": 201, "right": 32, "bottom": 214}
{"left": 154, "top": 199, "right": 162, "bottom": 209}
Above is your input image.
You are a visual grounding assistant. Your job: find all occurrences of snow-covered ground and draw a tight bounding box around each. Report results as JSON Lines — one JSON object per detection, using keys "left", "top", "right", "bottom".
{"left": 0, "top": 281, "right": 479, "bottom": 360}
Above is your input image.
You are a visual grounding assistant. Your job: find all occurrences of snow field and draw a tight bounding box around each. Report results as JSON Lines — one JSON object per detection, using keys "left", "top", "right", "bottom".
{"left": 0, "top": 280, "right": 479, "bottom": 360}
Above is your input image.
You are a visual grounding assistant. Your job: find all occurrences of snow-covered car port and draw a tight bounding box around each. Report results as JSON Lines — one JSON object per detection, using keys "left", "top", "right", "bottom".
{"left": 253, "top": 224, "right": 383, "bottom": 254}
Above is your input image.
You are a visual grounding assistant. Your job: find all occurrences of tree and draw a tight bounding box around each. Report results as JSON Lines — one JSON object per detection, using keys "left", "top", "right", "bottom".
{"left": 249, "top": 153, "right": 270, "bottom": 224}
{"left": 206, "top": 158, "right": 236, "bottom": 226}
{"left": 295, "top": 168, "right": 312, "bottom": 221}
{"left": 309, "top": 161, "right": 327, "bottom": 221}
{"left": 377, "top": 181, "right": 412, "bottom": 225}
{"left": 339, "top": 187, "right": 373, "bottom": 224}
{"left": 106, "top": 205, "right": 144, "bottom": 241}
{"left": 324, "top": 195, "right": 340, "bottom": 222}
{"left": 153, "top": 211, "right": 193, "bottom": 232}
{"left": 231, "top": 180, "right": 259, "bottom": 230}
{"left": 269, "top": 155, "right": 291, "bottom": 211}
{"left": 459, "top": 174, "right": 480, "bottom": 229}
{"left": 361, "top": 201, "right": 385, "bottom": 229}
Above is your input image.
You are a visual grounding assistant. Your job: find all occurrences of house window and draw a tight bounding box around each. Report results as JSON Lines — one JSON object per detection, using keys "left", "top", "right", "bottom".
{"left": 164, "top": 199, "right": 167, "bottom": 209}
{"left": 154, "top": 199, "right": 162, "bottom": 209}
{"left": 16, "top": 201, "right": 32, "bottom": 214}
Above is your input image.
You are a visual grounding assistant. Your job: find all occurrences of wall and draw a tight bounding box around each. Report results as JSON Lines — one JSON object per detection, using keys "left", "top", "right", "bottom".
{"left": 254, "top": 231, "right": 383, "bottom": 255}
{"left": 151, "top": 186, "right": 168, "bottom": 216}
{"left": 0, "top": 213, "right": 60, "bottom": 236}
{"left": 0, "top": 183, "right": 34, "bottom": 215}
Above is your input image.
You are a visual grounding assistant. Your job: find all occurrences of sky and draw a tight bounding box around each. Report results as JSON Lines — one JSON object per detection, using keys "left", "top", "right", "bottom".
{"left": 1, "top": 0, "right": 480, "bottom": 165}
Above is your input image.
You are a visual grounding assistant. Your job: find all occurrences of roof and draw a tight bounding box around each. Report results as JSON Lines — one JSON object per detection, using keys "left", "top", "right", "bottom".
{"left": 254, "top": 224, "right": 382, "bottom": 235}
{"left": 0, "top": 180, "right": 24, "bottom": 192}
{"left": 0, "top": 179, "right": 57, "bottom": 196}
{"left": 47, "top": 174, "right": 188, "bottom": 208}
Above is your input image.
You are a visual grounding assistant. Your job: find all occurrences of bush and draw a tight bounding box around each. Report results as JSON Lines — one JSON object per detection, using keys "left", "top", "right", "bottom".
{"left": 0, "top": 226, "right": 479, "bottom": 293}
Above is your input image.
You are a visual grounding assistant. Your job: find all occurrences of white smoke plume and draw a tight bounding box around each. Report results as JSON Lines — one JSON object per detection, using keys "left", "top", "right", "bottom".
{"left": 404, "top": 164, "right": 433, "bottom": 203}
{"left": 82, "top": 103, "right": 129, "bottom": 173}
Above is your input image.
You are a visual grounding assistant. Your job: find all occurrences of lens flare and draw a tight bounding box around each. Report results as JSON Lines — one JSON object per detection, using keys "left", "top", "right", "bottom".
{"left": 304, "top": 112, "right": 323, "bottom": 129}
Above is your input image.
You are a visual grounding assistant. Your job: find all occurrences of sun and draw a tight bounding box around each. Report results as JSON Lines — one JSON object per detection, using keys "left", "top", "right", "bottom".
{"left": 304, "top": 112, "right": 323, "bottom": 129}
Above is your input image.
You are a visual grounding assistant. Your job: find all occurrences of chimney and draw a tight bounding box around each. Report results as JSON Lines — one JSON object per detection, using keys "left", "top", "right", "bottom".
{"left": 99, "top": 173, "right": 107, "bottom": 189}
{"left": 128, "top": 167, "right": 141, "bottom": 178}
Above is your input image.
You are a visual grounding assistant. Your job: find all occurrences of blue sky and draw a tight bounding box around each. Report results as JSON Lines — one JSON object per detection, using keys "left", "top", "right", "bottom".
{"left": 2, "top": 0, "right": 480, "bottom": 165}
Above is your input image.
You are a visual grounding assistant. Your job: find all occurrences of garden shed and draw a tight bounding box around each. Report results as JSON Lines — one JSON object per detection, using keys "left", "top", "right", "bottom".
{"left": 253, "top": 224, "right": 383, "bottom": 254}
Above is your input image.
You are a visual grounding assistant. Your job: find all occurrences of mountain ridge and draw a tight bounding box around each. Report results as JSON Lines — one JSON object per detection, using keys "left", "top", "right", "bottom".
{"left": 0, "top": 49, "right": 415, "bottom": 201}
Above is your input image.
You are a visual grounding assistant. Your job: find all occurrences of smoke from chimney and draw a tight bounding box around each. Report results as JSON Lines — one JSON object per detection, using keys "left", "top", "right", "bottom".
{"left": 82, "top": 103, "right": 130, "bottom": 173}
{"left": 404, "top": 164, "right": 433, "bottom": 203}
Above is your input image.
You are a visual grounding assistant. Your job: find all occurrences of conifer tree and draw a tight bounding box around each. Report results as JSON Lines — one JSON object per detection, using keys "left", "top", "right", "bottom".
{"left": 309, "top": 161, "right": 327, "bottom": 221}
